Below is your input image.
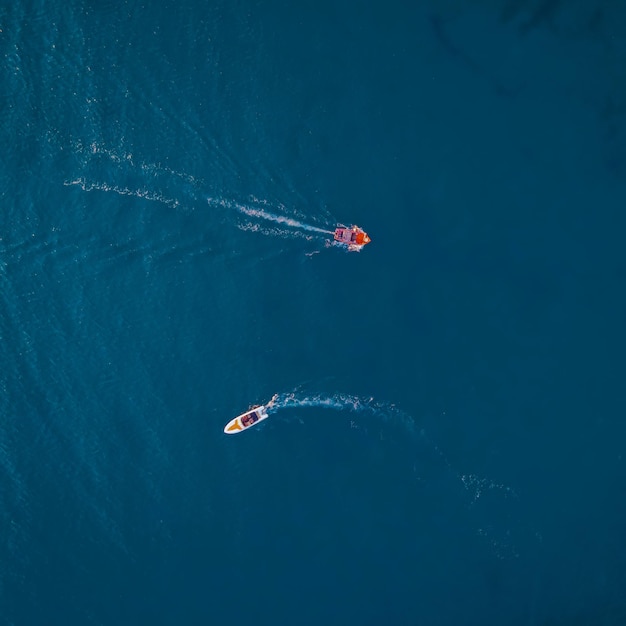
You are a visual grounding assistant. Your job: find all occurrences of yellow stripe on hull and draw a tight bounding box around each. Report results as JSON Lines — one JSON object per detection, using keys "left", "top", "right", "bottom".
{"left": 225, "top": 420, "right": 242, "bottom": 432}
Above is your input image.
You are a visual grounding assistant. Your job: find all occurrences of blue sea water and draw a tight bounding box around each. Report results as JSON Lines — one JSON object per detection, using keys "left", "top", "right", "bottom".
{"left": 2, "top": 1, "right": 626, "bottom": 624}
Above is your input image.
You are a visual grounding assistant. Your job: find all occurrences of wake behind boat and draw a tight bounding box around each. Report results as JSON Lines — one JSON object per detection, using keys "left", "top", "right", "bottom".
{"left": 223, "top": 405, "right": 269, "bottom": 434}
{"left": 334, "top": 224, "right": 371, "bottom": 247}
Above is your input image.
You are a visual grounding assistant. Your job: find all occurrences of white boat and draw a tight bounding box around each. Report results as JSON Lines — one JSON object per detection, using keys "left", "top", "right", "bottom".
{"left": 223, "top": 405, "right": 269, "bottom": 435}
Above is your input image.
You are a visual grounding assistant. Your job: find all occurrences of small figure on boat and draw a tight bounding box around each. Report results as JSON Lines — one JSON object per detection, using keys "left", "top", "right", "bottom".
{"left": 241, "top": 411, "right": 260, "bottom": 427}
{"left": 334, "top": 225, "right": 371, "bottom": 247}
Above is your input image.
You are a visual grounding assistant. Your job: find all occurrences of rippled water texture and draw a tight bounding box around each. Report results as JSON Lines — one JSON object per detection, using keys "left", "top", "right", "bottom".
{"left": 1, "top": 1, "right": 625, "bottom": 624}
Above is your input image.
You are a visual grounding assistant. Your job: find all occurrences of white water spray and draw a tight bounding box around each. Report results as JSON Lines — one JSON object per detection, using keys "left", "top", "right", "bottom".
{"left": 236, "top": 204, "right": 333, "bottom": 234}
{"left": 64, "top": 178, "right": 180, "bottom": 208}
{"left": 265, "top": 391, "right": 417, "bottom": 432}
{"left": 207, "top": 197, "right": 334, "bottom": 236}
{"left": 260, "top": 389, "right": 521, "bottom": 559}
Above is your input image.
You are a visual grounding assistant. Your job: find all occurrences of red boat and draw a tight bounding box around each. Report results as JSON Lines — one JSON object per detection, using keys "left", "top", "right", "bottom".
{"left": 334, "top": 225, "right": 371, "bottom": 247}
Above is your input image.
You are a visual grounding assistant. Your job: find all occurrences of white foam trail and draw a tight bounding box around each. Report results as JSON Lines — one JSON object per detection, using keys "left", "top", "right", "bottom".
{"left": 262, "top": 390, "right": 522, "bottom": 559}
{"left": 266, "top": 392, "right": 518, "bottom": 504}
{"left": 207, "top": 197, "right": 333, "bottom": 235}
{"left": 237, "top": 222, "right": 316, "bottom": 241}
{"left": 265, "top": 391, "right": 416, "bottom": 432}
{"left": 460, "top": 473, "right": 517, "bottom": 504}
{"left": 268, "top": 391, "right": 365, "bottom": 412}
{"left": 64, "top": 178, "right": 180, "bottom": 208}
{"left": 71, "top": 140, "right": 200, "bottom": 185}
{"left": 248, "top": 195, "right": 322, "bottom": 225}
{"left": 236, "top": 205, "right": 333, "bottom": 234}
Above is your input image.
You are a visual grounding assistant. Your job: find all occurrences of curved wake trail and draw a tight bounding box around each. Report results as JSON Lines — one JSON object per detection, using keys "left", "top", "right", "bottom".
{"left": 262, "top": 389, "right": 522, "bottom": 559}
{"left": 266, "top": 391, "right": 408, "bottom": 425}
{"left": 266, "top": 390, "right": 516, "bottom": 499}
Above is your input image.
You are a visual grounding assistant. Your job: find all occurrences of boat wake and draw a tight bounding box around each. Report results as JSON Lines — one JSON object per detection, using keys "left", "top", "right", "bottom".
{"left": 68, "top": 140, "right": 201, "bottom": 186}
{"left": 263, "top": 389, "right": 523, "bottom": 560}
{"left": 266, "top": 391, "right": 404, "bottom": 423}
{"left": 64, "top": 178, "right": 181, "bottom": 209}
{"left": 207, "top": 197, "right": 335, "bottom": 243}
{"left": 235, "top": 204, "right": 333, "bottom": 235}
{"left": 65, "top": 139, "right": 359, "bottom": 252}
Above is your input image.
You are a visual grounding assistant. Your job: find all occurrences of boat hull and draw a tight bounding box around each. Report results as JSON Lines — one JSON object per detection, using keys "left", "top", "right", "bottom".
{"left": 334, "top": 225, "right": 371, "bottom": 246}
{"left": 223, "top": 405, "right": 269, "bottom": 434}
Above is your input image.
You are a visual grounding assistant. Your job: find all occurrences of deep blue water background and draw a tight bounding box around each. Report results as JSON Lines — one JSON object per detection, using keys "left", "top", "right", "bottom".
{"left": 2, "top": 1, "right": 626, "bottom": 624}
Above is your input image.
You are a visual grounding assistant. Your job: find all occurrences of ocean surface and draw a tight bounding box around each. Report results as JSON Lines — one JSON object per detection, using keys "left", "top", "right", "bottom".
{"left": 1, "top": 1, "right": 626, "bottom": 624}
